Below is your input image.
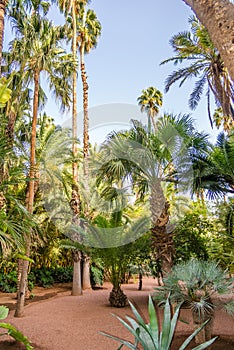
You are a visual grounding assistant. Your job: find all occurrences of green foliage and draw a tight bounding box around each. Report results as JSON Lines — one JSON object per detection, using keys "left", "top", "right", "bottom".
{"left": 173, "top": 205, "right": 211, "bottom": 263}
{"left": 0, "top": 306, "right": 33, "bottom": 349}
{"left": 0, "top": 269, "right": 18, "bottom": 292}
{"left": 0, "top": 77, "right": 12, "bottom": 108}
{"left": 100, "top": 296, "right": 217, "bottom": 349}
{"left": 29, "top": 266, "right": 73, "bottom": 288}
{"left": 90, "top": 258, "right": 104, "bottom": 287}
{"left": 0, "top": 262, "right": 73, "bottom": 292}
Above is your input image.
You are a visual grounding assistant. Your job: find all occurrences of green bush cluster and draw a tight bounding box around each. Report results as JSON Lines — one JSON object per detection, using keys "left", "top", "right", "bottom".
{"left": 0, "top": 265, "right": 73, "bottom": 292}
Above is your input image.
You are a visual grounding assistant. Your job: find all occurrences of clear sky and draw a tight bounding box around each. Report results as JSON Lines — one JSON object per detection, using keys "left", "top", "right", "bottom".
{"left": 4, "top": 0, "right": 220, "bottom": 142}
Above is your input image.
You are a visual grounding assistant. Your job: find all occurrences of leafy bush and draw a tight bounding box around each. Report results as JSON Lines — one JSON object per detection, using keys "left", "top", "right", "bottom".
{"left": 29, "top": 266, "right": 73, "bottom": 288}
{"left": 0, "top": 305, "right": 33, "bottom": 349}
{"left": 0, "top": 270, "right": 18, "bottom": 293}
{"left": 100, "top": 296, "right": 217, "bottom": 349}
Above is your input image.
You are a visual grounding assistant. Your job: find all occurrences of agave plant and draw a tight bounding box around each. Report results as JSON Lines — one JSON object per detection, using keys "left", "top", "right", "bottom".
{"left": 100, "top": 296, "right": 217, "bottom": 349}
{"left": 0, "top": 305, "right": 33, "bottom": 349}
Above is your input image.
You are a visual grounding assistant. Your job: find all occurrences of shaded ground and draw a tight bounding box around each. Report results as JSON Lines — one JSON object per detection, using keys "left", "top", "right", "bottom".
{"left": 0, "top": 277, "right": 234, "bottom": 349}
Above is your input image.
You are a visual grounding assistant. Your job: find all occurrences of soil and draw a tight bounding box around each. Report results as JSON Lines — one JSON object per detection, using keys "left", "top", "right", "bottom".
{"left": 0, "top": 277, "right": 233, "bottom": 350}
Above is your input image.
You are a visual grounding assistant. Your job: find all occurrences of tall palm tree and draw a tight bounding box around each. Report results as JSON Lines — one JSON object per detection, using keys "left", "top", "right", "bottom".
{"left": 137, "top": 86, "right": 163, "bottom": 132}
{"left": 182, "top": 0, "right": 234, "bottom": 81}
{"left": 76, "top": 5, "right": 101, "bottom": 208}
{"left": 8, "top": 12, "right": 74, "bottom": 316}
{"left": 58, "top": 0, "right": 85, "bottom": 297}
{"left": 76, "top": 5, "right": 101, "bottom": 290}
{"left": 161, "top": 16, "right": 234, "bottom": 128}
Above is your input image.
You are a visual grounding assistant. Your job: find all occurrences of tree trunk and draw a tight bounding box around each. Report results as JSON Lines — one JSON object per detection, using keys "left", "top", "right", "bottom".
{"left": 72, "top": 250, "right": 82, "bottom": 296}
{"left": 192, "top": 306, "right": 214, "bottom": 344}
{"left": 150, "top": 179, "right": 174, "bottom": 275}
{"left": 15, "top": 70, "right": 39, "bottom": 317}
{"left": 70, "top": 4, "right": 82, "bottom": 296}
{"left": 182, "top": 0, "right": 234, "bottom": 81}
{"left": 138, "top": 272, "right": 143, "bottom": 291}
{"left": 82, "top": 254, "right": 91, "bottom": 290}
{"left": 0, "top": 0, "right": 7, "bottom": 72}
{"left": 109, "top": 287, "right": 128, "bottom": 307}
{"left": 80, "top": 45, "right": 90, "bottom": 214}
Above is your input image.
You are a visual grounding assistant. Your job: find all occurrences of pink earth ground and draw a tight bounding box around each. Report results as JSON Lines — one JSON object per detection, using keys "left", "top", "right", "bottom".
{"left": 0, "top": 277, "right": 234, "bottom": 350}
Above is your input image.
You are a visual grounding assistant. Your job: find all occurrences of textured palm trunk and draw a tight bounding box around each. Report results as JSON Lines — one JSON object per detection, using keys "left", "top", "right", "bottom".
{"left": 0, "top": 0, "right": 7, "bottom": 72}
{"left": 80, "top": 44, "right": 92, "bottom": 289}
{"left": 70, "top": 4, "right": 82, "bottom": 296}
{"left": 150, "top": 178, "right": 174, "bottom": 275}
{"left": 183, "top": 0, "right": 234, "bottom": 81}
{"left": 15, "top": 71, "right": 39, "bottom": 317}
{"left": 80, "top": 44, "right": 89, "bottom": 212}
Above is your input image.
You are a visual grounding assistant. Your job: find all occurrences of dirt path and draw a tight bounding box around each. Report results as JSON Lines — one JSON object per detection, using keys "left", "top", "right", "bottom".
{"left": 0, "top": 277, "right": 234, "bottom": 350}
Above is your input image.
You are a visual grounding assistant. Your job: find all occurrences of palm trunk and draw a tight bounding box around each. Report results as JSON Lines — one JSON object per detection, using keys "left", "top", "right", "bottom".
{"left": 82, "top": 254, "right": 91, "bottom": 289}
{"left": 70, "top": 4, "right": 82, "bottom": 296}
{"left": 15, "top": 70, "right": 39, "bottom": 317}
{"left": 80, "top": 44, "right": 89, "bottom": 213}
{"left": 182, "top": 0, "right": 234, "bottom": 81}
{"left": 192, "top": 306, "right": 214, "bottom": 344}
{"left": 0, "top": 0, "right": 7, "bottom": 73}
{"left": 150, "top": 178, "right": 174, "bottom": 275}
{"left": 72, "top": 250, "right": 82, "bottom": 295}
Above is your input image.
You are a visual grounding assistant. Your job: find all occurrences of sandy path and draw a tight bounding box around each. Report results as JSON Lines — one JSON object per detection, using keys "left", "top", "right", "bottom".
{"left": 1, "top": 277, "right": 234, "bottom": 350}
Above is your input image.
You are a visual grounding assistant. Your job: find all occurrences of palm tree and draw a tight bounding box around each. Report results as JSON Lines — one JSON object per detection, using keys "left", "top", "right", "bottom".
{"left": 154, "top": 259, "right": 234, "bottom": 344}
{"left": 182, "top": 0, "right": 234, "bottom": 81}
{"left": 193, "top": 130, "right": 234, "bottom": 199}
{"left": 76, "top": 5, "right": 101, "bottom": 205}
{"left": 137, "top": 87, "right": 163, "bottom": 132}
{"left": 97, "top": 114, "right": 209, "bottom": 275}
{"left": 8, "top": 12, "right": 75, "bottom": 316}
{"left": 76, "top": 5, "right": 101, "bottom": 290}
{"left": 161, "top": 16, "right": 234, "bottom": 128}
{"left": 58, "top": 0, "right": 85, "bottom": 297}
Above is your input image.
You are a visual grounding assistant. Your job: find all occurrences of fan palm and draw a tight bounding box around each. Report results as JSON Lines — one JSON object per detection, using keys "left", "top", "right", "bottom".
{"left": 76, "top": 5, "right": 101, "bottom": 205}
{"left": 193, "top": 131, "right": 234, "bottom": 198}
{"left": 96, "top": 114, "right": 209, "bottom": 275}
{"left": 154, "top": 259, "right": 234, "bottom": 344}
{"left": 58, "top": 0, "right": 85, "bottom": 296}
{"left": 161, "top": 16, "right": 234, "bottom": 128}
{"left": 137, "top": 86, "right": 163, "bottom": 132}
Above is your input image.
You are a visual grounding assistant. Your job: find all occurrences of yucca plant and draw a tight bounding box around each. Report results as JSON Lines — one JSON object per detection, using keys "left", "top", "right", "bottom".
{"left": 0, "top": 305, "right": 33, "bottom": 349}
{"left": 154, "top": 259, "right": 234, "bottom": 344}
{"left": 100, "top": 296, "right": 217, "bottom": 349}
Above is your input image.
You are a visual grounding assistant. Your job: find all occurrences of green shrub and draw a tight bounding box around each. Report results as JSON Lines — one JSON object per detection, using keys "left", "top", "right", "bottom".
{"left": 0, "top": 270, "right": 18, "bottom": 293}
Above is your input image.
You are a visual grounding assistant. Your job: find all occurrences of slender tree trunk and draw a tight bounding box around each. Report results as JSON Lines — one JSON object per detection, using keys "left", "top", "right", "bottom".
{"left": 80, "top": 44, "right": 92, "bottom": 289}
{"left": 70, "top": 4, "right": 82, "bottom": 296}
{"left": 192, "top": 305, "right": 214, "bottom": 344}
{"left": 80, "top": 45, "right": 89, "bottom": 213}
{"left": 182, "top": 0, "right": 234, "bottom": 81}
{"left": 0, "top": 0, "right": 7, "bottom": 72}
{"left": 138, "top": 272, "right": 143, "bottom": 291}
{"left": 82, "top": 254, "right": 91, "bottom": 289}
{"left": 15, "top": 71, "right": 39, "bottom": 317}
{"left": 72, "top": 250, "right": 82, "bottom": 295}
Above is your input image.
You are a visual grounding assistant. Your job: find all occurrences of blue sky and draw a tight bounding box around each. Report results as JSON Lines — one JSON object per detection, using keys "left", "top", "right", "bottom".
{"left": 4, "top": 0, "right": 220, "bottom": 142}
